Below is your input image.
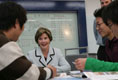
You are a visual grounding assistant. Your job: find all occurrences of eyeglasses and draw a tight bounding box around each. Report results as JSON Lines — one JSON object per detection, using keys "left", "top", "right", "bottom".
{"left": 96, "top": 22, "right": 104, "bottom": 28}
{"left": 108, "top": 23, "right": 113, "bottom": 28}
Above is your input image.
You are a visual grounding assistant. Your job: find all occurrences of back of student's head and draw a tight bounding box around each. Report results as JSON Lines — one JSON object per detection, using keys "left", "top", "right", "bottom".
{"left": 94, "top": 7, "right": 105, "bottom": 18}
{"left": 0, "top": 1, "right": 27, "bottom": 31}
{"left": 102, "top": 0, "right": 118, "bottom": 26}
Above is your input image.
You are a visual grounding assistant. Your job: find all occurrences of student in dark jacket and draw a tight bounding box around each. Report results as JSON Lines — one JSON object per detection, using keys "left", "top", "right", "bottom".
{"left": 94, "top": 7, "right": 118, "bottom": 62}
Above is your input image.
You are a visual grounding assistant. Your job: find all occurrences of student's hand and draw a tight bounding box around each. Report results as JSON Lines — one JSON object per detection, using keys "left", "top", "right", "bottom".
{"left": 74, "top": 58, "right": 87, "bottom": 71}
{"left": 47, "top": 65, "right": 57, "bottom": 78}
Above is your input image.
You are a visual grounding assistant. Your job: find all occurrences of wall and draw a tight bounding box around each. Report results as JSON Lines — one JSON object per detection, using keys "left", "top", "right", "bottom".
{"left": 16, "top": 1, "right": 87, "bottom": 55}
{"left": 85, "top": 0, "right": 101, "bottom": 53}
{"left": 0, "top": 0, "right": 101, "bottom": 54}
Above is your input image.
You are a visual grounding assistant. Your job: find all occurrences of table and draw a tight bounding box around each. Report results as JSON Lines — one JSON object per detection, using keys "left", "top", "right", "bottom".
{"left": 50, "top": 77, "right": 90, "bottom": 80}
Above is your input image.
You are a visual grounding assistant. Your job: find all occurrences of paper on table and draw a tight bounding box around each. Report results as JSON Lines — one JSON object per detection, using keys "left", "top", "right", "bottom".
{"left": 83, "top": 72, "right": 118, "bottom": 80}
{"left": 69, "top": 71, "right": 83, "bottom": 78}
{"left": 49, "top": 71, "right": 89, "bottom": 80}
{"left": 51, "top": 76, "right": 83, "bottom": 80}
{"left": 70, "top": 70, "right": 81, "bottom": 75}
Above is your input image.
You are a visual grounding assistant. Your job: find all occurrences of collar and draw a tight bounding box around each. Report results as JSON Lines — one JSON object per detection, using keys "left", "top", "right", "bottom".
{"left": 35, "top": 46, "right": 55, "bottom": 56}
{"left": 110, "top": 36, "right": 118, "bottom": 42}
{"left": 35, "top": 46, "right": 55, "bottom": 66}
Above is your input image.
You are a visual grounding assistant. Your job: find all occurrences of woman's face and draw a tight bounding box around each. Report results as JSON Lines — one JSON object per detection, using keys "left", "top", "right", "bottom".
{"left": 38, "top": 33, "right": 50, "bottom": 50}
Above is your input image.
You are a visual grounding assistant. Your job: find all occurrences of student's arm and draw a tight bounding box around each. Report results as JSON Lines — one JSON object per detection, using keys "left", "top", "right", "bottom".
{"left": 0, "top": 42, "right": 56, "bottom": 80}
{"left": 85, "top": 58, "right": 118, "bottom": 72}
{"left": 75, "top": 57, "right": 118, "bottom": 72}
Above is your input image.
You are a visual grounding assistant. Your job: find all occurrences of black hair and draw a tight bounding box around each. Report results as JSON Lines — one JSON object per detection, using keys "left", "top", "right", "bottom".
{"left": 94, "top": 7, "right": 105, "bottom": 18}
{"left": 0, "top": 1, "right": 27, "bottom": 31}
{"left": 102, "top": 0, "right": 118, "bottom": 25}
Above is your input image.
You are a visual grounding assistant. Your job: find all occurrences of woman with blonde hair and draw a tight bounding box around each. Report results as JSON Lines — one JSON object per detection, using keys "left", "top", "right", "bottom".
{"left": 26, "top": 27, "right": 71, "bottom": 73}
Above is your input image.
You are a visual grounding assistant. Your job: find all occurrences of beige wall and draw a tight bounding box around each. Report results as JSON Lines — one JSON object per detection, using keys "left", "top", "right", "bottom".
{"left": 85, "top": 0, "right": 101, "bottom": 53}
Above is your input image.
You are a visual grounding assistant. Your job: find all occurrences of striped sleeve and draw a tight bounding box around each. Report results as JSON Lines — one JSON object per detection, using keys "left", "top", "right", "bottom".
{"left": 17, "top": 64, "right": 52, "bottom": 80}
{"left": 0, "top": 42, "right": 52, "bottom": 80}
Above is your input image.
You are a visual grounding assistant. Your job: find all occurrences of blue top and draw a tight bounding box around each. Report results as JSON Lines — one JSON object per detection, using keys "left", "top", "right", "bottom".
{"left": 93, "top": 20, "right": 107, "bottom": 46}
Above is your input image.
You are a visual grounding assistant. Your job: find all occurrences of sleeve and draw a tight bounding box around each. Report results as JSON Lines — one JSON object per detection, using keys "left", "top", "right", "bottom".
{"left": 18, "top": 64, "right": 52, "bottom": 80}
{"left": 0, "top": 42, "right": 53, "bottom": 80}
{"left": 85, "top": 58, "right": 118, "bottom": 72}
{"left": 55, "top": 49, "right": 71, "bottom": 73}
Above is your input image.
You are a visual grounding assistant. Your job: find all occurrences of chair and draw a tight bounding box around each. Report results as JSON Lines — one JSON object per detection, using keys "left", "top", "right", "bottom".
{"left": 88, "top": 53, "right": 97, "bottom": 59}
{"left": 65, "top": 47, "right": 88, "bottom": 71}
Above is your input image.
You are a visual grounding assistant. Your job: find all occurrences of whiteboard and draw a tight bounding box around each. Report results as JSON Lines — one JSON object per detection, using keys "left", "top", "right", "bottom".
{"left": 17, "top": 12, "right": 79, "bottom": 56}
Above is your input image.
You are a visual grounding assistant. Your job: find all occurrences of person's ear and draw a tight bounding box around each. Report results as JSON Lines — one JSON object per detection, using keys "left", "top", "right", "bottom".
{"left": 14, "top": 19, "right": 19, "bottom": 28}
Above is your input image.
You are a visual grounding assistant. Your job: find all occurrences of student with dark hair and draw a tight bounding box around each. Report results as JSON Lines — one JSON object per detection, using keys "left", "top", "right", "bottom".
{"left": 74, "top": 0, "right": 118, "bottom": 72}
{"left": 26, "top": 27, "right": 71, "bottom": 73}
{"left": 0, "top": 1, "right": 56, "bottom": 80}
{"left": 93, "top": 0, "right": 112, "bottom": 60}
{"left": 94, "top": 7, "right": 118, "bottom": 62}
